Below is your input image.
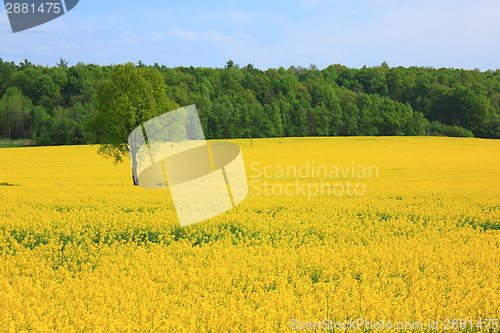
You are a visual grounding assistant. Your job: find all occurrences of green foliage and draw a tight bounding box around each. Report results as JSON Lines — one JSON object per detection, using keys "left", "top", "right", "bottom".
{"left": 84, "top": 63, "right": 179, "bottom": 166}
{"left": 427, "top": 121, "right": 474, "bottom": 137}
{"left": 2, "top": 59, "right": 500, "bottom": 146}
{"left": 0, "top": 87, "right": 33, "bottom": 139}
{"left": 0, "top": 58, "right": 18, "bottom": 91}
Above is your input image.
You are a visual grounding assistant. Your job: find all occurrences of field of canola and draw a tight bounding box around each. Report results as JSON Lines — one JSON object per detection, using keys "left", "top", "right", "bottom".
{"left": 1, "top": 137, "right": 500, "bottom": 332}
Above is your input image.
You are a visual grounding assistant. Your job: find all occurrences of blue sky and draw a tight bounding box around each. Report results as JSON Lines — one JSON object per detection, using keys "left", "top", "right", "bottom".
{"left": 1, "top": 0, "right": 499, "bottom": 70}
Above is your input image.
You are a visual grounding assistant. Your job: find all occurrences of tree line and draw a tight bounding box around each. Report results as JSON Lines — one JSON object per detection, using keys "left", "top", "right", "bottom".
{"left": 1, "top": 58, "right": 500, "bottom": 145}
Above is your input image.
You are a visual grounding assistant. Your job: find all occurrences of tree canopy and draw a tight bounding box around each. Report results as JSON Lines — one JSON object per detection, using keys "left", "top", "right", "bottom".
{"left": 84, "top": 63, "right": 179, "bottom": 184}
{"left": 1, "top": 58, "right": 500, "bottom": 145}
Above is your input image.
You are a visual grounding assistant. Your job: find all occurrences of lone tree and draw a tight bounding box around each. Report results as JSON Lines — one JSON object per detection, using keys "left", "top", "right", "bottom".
{"left": 84, "top": 63, "right": 179, "bottom": 185}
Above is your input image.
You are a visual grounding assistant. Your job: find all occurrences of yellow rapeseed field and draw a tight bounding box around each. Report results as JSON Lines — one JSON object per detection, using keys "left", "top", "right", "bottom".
{"left": 0, "top": 137, "right": 500, "bottom": 332}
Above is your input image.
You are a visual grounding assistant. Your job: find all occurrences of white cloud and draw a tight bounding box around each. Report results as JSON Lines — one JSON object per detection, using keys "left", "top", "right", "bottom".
{"left": 104, "top": 31, "right": 140, "bottom": 47}
{"left": 170, "top": 29, "right": 197, "bottom": 40}
{"left": 149, "top": 31, "right": 166, "bottom": 41}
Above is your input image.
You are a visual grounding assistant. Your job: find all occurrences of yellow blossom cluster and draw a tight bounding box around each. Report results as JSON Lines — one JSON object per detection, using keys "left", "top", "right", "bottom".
{"left": 0, "top": 137, "right": 499, "bottom": 332}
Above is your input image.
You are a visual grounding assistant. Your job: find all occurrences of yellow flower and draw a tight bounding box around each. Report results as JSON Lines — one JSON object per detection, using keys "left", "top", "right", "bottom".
{"left": 0, "top": 137, "right": 499, "bottom": 331}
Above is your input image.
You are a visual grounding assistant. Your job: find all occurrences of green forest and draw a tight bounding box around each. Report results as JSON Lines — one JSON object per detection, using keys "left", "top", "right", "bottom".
{"left": 1, "top": 58, "right": 500, "bottom": 146}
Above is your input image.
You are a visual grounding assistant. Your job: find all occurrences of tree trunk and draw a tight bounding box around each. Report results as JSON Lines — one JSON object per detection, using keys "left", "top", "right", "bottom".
{"left": 130, "top": 148, "right": 139, "bottom": 186}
